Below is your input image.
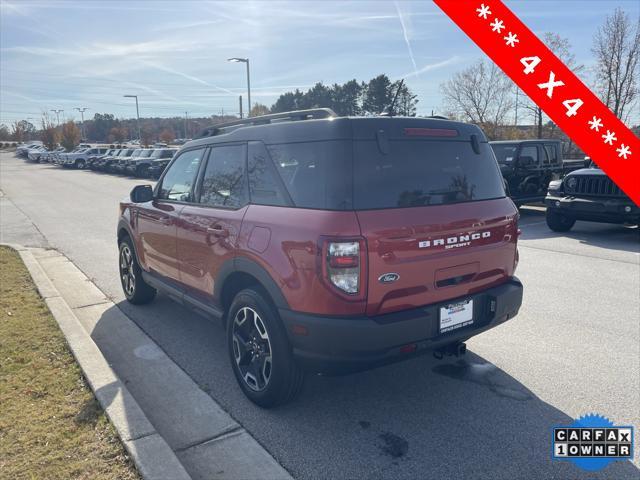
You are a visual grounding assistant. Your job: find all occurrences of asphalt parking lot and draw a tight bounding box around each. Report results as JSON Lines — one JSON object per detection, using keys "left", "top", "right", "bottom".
{"left": 1, "top": 151, "right": 638, "bottom": 479}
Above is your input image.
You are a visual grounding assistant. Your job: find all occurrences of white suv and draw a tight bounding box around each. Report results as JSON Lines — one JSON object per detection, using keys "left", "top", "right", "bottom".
{"left": 62, "top": 147, "right": 109, "bottom": 169}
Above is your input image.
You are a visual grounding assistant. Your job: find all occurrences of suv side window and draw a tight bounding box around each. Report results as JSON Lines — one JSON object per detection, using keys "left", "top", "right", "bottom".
{"left": 158, "top": 148, "right": 204, "bottom": 202}
{"left": 199, "top": 144, "right": 247, "bottom": 208}
{"left": 162, "top": 150, "right": 176, "bottom": 158}
{"left": 539, "top": 145, "right": 550, "bottom": 165}
{"left": 519, "top": 145, "right": 539, "bottom": 167}
{"left": 248, "top": 141, "right": 290, "bottom": 207}
{"left": 267, "top": 141, "right": 352, "bottom": 210}
{"left": 544, "top": 144, "right": 559, "bottom": 165}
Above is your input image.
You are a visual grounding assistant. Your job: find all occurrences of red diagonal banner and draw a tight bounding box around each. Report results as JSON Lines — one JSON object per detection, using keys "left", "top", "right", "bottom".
{"left": 434, "top": 0, "right": 640, "bottom": 206}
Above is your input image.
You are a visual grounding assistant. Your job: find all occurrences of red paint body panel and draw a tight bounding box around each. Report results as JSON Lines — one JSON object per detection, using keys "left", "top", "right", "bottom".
{"left": 239, "top": 205, "right": 366, "bottom": 315}
{"left": 135, "top": 200, "right": 183, "bottom": 279}
{"left": 237, "top": 199, "right": 518, "bottom": 317}
{"left": 357, "top": 198, "right": 518, "bottom": 315}
{"left": 177, "top": 204, "right": 248, "bottom": 300}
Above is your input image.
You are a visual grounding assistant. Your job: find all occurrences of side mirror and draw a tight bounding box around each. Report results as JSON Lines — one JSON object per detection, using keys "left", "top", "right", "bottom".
{"left": 130, "top": 185, "right": 153, "bottom": 203}
{"left": 518, "top": 156, "right": 535, "bottom": 168}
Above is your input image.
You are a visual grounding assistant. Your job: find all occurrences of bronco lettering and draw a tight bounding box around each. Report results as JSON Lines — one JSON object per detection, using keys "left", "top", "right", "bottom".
{"left": 419, "top": 231, "right": 491, "bottom": 249}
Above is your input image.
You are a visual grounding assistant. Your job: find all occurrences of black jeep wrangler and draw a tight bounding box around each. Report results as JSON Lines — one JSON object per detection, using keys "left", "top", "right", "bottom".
{"left": 544, "top": 163, "right": 639, "bottom": 231}
{"left": 490, "top": 139, "right": 586, "bottom": 206}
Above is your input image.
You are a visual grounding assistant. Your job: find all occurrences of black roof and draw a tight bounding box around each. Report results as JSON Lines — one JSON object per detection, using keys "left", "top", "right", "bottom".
{"left": 183, "top": 110, "right": 487, "bottom": 150}
{"left": 490, "top": 139, "right": 562, "bottom": 144}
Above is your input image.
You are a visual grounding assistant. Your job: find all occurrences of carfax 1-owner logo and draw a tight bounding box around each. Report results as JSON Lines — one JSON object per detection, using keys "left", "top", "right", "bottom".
{"left": 552, "top": 414, "right": 634, "bottom": 471}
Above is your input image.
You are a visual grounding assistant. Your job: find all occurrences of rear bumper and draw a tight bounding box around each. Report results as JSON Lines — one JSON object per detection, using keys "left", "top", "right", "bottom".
{"left": 545, "top": 194, "right": 639, "bottom": 223}
{"left": 279, "top": 277, "right": 523, "bottom": 373}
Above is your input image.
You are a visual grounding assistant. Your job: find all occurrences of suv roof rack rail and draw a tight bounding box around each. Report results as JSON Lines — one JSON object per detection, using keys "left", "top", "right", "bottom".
{"left": 197, "top": 108, "right": 337, "bottom": 138}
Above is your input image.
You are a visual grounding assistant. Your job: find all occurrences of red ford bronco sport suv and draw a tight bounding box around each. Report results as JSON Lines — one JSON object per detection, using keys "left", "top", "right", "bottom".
{"left": 117, "top": 109, "right": 523, "bottom": 407}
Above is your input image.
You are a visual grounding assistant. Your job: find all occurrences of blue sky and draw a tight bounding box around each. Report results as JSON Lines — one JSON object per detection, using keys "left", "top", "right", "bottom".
{"left": 1, "top": 0, "right": 638, "bottom": 125}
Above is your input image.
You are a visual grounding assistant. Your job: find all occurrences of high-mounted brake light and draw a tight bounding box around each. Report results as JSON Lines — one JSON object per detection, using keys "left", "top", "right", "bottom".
{"left": 404, "top": 128, "right": 458, "bottom": 137}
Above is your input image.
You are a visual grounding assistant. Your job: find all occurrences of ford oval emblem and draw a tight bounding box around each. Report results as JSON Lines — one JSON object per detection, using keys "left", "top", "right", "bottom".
{"left": 378, "top": 273, "right": 400, "bottom": 284}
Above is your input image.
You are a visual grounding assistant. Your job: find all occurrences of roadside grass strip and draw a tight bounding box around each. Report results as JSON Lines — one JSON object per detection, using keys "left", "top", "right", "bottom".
{"left": 0, "top": 246, "right": 139, "bottom": 480}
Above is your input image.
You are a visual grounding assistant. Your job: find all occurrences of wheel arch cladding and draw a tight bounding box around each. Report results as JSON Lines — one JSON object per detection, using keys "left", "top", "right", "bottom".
{"left": 117, "top": 222, "right": 141, "bottom": 261}
{"left": 217, "top": 257, "right": 290, "bottom": 316}
{"left": 117, "top": 226, "right": 130, "bottom": 243}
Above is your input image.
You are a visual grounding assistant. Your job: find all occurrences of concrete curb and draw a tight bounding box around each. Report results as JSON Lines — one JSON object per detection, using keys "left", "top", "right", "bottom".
{"left": 6, "top": 245, "right": 192, "bottom": 480}
{"left": 5, "top": 243, "right": 295, "bottom": 480}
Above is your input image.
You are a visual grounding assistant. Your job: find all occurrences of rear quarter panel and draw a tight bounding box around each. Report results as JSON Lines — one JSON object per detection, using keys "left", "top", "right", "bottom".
{"left": 239, "top": 205, "right": 366, "bottom": 316}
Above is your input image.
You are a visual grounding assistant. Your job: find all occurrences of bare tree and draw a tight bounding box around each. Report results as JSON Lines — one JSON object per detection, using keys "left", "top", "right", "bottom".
{"left": 60, "top": 121, "right": 81, "bottom": 151}
{"left": 520, "top": 33, "right": 585, "bottom": 138}
{"left": 250, "top": 103, "right": 270, "bottom": 117}
{"left": 159, "top": 128, "right": 175, "bottom": 144}
{"left": 592, "top": 8, "right": 640, "bottom": 122}
{"left": 11, "top": 120, "right": 35, "bottom": 142}
{"left": 441, "top": 59, "right": 514, "bottom": 138}
{"left": 140, "top": 126, "right": 154, "bottom": 147}
{"left": 40, "top": 114, "right": 59, "bottom": 151}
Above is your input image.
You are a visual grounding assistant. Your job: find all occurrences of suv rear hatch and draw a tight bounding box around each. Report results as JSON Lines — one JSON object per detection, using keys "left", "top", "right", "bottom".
{"left": 351, "top": 120, "right": 519, "bottom": 316}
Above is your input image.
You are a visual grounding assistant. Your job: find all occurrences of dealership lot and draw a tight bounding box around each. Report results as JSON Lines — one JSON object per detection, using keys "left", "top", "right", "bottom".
{"left": 1, "top": 152, "right": 638, "bottom": 479}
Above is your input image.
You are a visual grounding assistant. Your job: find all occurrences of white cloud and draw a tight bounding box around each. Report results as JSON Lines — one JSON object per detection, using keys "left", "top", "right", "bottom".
{"left": 395, "top": 1, "right": 418, "bottom": 77}
{"left": 400, "top": 56, "right": 464, "bottom": 79}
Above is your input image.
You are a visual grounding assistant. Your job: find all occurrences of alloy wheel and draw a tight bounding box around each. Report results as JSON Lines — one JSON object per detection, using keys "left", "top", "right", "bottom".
{"left": 232, "top": 307, "right": 273, "bottom": 391}
{"left": 119, "top": 244, "right": 136, "bottom": 296}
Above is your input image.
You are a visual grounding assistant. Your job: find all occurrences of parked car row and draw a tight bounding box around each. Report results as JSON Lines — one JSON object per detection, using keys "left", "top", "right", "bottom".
{"left": 16, "top": 141, "right": 43, "bottom": 158}
{"left": 22, "top": 144, "right": 179, "bottom": 179}
{"left": 86, "top": 147, "right": 177, "bottom": 178}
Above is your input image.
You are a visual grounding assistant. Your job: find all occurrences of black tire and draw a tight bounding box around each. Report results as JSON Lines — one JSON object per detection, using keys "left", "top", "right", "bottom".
{"left": 136, "top": 164, "right": 149, "bottom": 178}
{"left": 227, "top": 288, "right": 304, "bottom": 408}
{"left": 118, "top": 237, "right": 156, "bottom": 304}
{"left": 75, "top": 158, "right": 85, "bottom": 169}
{"left": 546, "top": 209, "right": 576, "bottom": 232}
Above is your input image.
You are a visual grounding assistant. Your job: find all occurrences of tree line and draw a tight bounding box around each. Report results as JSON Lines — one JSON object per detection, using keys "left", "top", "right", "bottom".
{"left": 269, "top": 74, "right": 418, "bottom": 116}
{"left": 1, "top": 112, "right": 237, "bottom": 145}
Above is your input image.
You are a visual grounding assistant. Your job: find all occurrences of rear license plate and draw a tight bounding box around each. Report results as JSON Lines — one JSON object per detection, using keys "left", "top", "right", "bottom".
{"left": 439, "top": 299, "right": 473, "bottom": 333}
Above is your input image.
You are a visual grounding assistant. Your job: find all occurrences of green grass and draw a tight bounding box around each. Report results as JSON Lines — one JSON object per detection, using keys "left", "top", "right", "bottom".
{"left": 0, "top": 246, "right": 139, "bottom": 480}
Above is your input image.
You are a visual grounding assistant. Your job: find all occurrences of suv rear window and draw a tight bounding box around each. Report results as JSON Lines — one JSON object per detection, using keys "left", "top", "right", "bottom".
{"left": 353, "top": 140, "right": 505, "bottom": 209}
{"left": 263, "top": 139, "right": 504, "bottom": 210}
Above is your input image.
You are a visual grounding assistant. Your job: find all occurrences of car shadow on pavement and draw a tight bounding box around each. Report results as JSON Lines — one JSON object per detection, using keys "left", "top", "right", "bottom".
{"left": 96, "top": 296, "right": 639, "bottom": 480}
{"left": 522, "top": 222, "right": 639, "bottom": 254}
{"left": 518, "top": 206, "right": 640, "bottom": 254}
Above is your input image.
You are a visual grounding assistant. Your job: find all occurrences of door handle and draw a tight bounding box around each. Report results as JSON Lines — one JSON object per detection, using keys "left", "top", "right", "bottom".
{"left": 207, "top": 225, "right": 229, "bottom": 238}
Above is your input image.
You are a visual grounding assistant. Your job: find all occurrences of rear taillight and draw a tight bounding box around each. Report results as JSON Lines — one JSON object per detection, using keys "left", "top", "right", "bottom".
{"left": 323, "top": 239, "right": 366, "bottom": 296}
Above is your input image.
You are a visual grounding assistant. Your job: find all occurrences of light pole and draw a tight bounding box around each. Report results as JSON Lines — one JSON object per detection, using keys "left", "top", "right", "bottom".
{"left": 228, "top": 57, "right": 251, "bottom": 117}
{"left": 74, "top": 107, "right": 89, "bottom": 140}
{"left": 123, "top": 95, "right": 141, "bottom": 142}
{"left": 50, "top": 109, "right": 63, "bottom": 125}
{"left": 191, "top": 120, "right": 201, "bottom": 137}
